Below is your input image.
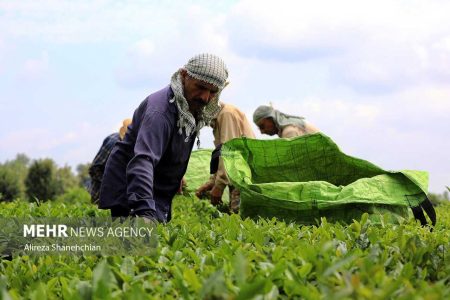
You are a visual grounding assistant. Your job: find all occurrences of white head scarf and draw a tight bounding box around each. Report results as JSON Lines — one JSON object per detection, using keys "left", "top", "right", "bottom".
{"left": 253, "top": 105, "right": 306, "bottom": 131}
{"left": 170, "top": 53, "right": 229, "bottom": 142}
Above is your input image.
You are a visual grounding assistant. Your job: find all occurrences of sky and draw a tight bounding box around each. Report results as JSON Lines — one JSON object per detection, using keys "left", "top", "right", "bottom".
{"left": 0, "top": 0, "right": 449, "bottom": 193}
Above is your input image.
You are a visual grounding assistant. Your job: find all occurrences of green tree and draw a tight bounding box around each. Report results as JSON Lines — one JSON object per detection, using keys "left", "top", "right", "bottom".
{"left": 0, "top": 164, "right": 22, "bottom": 201}
{"left": 25, "top": 158, "right": 58, "bottom": 201}
{"left": 76, "top": 163, "right": 91, "bottom": 189}
{"left": 1, "top": 153, "right": 30, "bottom": 199}
{"left": 54, "top": 165, "right": 79, "bottom": 196}
{"left": 13, "top": 153, "right": 30, "bottom": 166}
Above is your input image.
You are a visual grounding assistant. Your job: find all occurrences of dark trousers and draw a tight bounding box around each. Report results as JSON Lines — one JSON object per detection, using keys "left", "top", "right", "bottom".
{"left": 110, "top": 205, "right": 130, "bottom": 218}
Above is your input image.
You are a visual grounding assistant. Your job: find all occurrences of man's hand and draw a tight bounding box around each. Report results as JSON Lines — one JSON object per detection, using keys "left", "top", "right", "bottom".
{"left": 131, "top": 214, "right": 157, "bottom": 226}
{"left": 177, "top": 177, "right": 187, "bottom": 194}
{"left": 210, "top": 185, "right": 224, "bottom": 206}
{"left": 140, "top": 216, "right": 156, "bottom": 225}
{"left": 195, "top": 181, "right": 214, "bottom": 199}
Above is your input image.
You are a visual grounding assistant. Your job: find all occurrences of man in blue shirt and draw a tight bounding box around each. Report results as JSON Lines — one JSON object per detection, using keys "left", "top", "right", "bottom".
{"left": 88, "top": 119, "right": 131, "bottom": 204}
{"left": 99, "top": 54, "right": 229, "bottom": 223}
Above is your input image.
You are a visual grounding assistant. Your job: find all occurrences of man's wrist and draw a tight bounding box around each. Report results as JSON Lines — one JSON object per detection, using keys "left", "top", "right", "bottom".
{"left": 213, "top": 182, "right": 226, "bottom": 192}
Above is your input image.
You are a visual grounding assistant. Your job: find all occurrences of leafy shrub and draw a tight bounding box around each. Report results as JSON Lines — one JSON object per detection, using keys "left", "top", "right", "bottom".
{"left": 1, "top": 194, "right": 449, "bottom": 299}
{"left": 24, "top": 159, "right": 80, "bottom": 202}
{"left": 76, "top": 163, "right": 91, "bottom": 189}
{"left": 54, "top": 165, "right": 79, "bottom": 196}
{"left": 25, "top": 158, "right": 58, "bottom": 201}
{"left": 0, "top": 165, "right": 21, "bottom": 202}
{"left": 54, "top": 187, "right": 91, "bottom": 204}
{"left": 0, "top": 154, "right": 30, "bottom": 201}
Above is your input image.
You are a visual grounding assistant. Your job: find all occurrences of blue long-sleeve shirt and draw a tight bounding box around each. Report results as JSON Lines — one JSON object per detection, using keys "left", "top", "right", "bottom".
{"left": 99, "top": 86, "right": 195, "bottom": 222}
{"left": 89, "top": 132, "right": 120, "bottom": 203}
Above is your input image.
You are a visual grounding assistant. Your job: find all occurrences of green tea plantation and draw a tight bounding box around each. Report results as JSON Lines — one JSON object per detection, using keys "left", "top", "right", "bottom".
{"left": 0, "top": 187, "right": 449, "bottom": 300}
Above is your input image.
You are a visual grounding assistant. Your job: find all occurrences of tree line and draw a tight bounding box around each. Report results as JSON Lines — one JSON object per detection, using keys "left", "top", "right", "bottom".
{"left": 0, "top": 153, "right": 448, "bottom": 204}
{"left": 0, "top": 154, "right": 90, "bottom": 202}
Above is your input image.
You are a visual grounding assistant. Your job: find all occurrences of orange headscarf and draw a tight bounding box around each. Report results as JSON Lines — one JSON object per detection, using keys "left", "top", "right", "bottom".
{"left": 119, "top": 118, "right": 132, "bottom": 140}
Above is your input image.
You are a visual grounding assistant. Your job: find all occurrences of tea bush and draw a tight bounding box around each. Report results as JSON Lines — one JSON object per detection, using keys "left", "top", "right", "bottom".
{"left": 0, "top": 194, "right": 449, "bottom": 299}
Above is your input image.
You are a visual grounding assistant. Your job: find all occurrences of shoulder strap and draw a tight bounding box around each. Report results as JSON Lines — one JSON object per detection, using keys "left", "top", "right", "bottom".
{"left": 411, "top": 198, "right": 436, "bottom": 229}
{"left": 210, "top": 144, "right": 223, "bottom": 174}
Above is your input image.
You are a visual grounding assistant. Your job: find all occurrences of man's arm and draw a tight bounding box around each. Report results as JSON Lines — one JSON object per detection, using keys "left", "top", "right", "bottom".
{"left": 304, "top": 121, "right": 320, "bottom": 134}
{"left": 126, "top": 111, "right": 172, "bottom": 219}
{"left": 89, "top": 134, "right": 119, "bottom": 203}
{"left": 281, "top": 125, "right": 305, "bottom": 138}
{"left": 210, "top": 111, "right": 241, "bottom": 204}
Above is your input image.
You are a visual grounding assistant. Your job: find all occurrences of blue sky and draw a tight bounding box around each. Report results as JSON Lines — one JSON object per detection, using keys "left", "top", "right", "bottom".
{"left": 0, "top": 0, "right": 449, "bottom": 193}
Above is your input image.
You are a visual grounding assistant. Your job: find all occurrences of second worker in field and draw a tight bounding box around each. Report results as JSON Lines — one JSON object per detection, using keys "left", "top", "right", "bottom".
{"left": 253, "top": 105, "right": 319, "bottom": 138}
{"left": 195, "top": 102, "right": 255, "bottom": 213}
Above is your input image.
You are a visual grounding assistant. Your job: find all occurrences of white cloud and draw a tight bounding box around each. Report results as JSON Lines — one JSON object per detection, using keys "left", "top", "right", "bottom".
{"left": 228, "top": 0, "right": 450, "bottom": 57}
{"left": 0, "top": 37, "right": 10, "bottom": 75}
{"left": 16, "top": 51, "right": 50, "bottom": 81}
{"left": 0, "top": 121, "right": 111, "bottom": 166}
{"left": 227, "top": 1, "right": 351, "bottom": 60}
{"left": 227, "top": 0, "right": 450, "bottom": 93}
{"left": 428, "top": 36, "right": 450, "bottom": 81}
{"left": 331, "top": 32, "right": 450, "bottom": 93}
{"left": 131, "top": 39, "right": 155, "bottom": 57}
{"left": 0, "top": 128, "right": 52, "bottom": 154}
{"left": 0, "top": 1, "right": 230, "bottom": 44}
{"left": 5, "top": 0, "right": 447, "bottom": 93}
{"left": 114, "top": 5, "right": 231, "bottom": 89}
{"left": 1, "top": 0, "right": 448, "bottom": 193}
{"left": 1, "top": 127, "right": 73, "bottom": 155}
{"left": 0, "top": 1, "right": 163, "bottom": 43}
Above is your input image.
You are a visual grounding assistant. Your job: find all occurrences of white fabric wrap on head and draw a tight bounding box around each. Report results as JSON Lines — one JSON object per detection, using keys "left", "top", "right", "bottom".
{"left": 253, "top": 105, "right": 306, "bottom": 131}
{"left": 185, "top": 53, "right": 228, "bottom": 90}
{"left": 170, "top": 53, "right": 229, "bottom": 142}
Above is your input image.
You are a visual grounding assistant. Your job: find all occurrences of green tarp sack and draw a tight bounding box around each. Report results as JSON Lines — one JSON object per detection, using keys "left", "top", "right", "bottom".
{"left": 221, "top": 133, "right": 436, "bottom": 225}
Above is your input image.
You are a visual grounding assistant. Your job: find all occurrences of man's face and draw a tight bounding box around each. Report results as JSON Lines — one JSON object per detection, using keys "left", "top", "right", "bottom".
{"left": 256, "top": 118, "right": 278, "bottom": 136}
{"left": 181, "top": 70, "right": 219, "bottom": 118}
